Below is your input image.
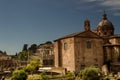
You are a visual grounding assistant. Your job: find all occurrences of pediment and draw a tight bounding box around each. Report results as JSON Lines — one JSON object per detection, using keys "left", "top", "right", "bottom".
{"left": 76, "top": 31, "right": 101, "bottom": 38}
{"left": 54, "top": 30, "right": 102, "bottom": 41}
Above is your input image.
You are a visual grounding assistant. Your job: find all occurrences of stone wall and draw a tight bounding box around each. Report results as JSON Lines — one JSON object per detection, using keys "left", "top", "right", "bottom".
{"left": 109, "top": 37, "right": 120, "bottom": 45}
{"left": 104, "top": 37, "right": 120, "bottom": 63}
{"left": 54, "top": 41, "right": 60, "bottom": 67}
{"left": 74, "top": 37, "right": 104, "bottom": 72}
{"left": 60, "top": 38, "right": 75, "bottom": 72}
{"left": 54, "top": 38, "right": 75, "bottom": 72}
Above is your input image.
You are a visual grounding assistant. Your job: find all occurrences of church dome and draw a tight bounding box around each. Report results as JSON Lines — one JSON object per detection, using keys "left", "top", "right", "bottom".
{"left": 97, "top": 12, "right": 114, "bottom": 36}
{"left": 98, "top": 19, "right": 114, "bottom": 30}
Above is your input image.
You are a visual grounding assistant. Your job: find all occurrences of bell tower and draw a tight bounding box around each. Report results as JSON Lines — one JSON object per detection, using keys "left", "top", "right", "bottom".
{"left": 84, "top": 20, "right": 91, "bottom": 31}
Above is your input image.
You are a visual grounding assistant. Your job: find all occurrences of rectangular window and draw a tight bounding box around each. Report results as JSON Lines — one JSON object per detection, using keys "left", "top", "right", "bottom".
{"left": 86, "top": 41, "right": 91, "bottom": 49}
{"left": 64, "top": 43, "right": 67, "bottom": 50}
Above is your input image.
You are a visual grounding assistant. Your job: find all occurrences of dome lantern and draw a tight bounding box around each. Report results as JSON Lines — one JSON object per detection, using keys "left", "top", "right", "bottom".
{"left": 102, "top": 11, "right": 107, "bottom": 20}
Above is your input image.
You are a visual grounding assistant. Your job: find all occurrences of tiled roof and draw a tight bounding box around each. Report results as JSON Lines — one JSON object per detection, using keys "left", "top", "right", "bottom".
{"left": 54, "top": 30, "right": 102, "bottom": 41}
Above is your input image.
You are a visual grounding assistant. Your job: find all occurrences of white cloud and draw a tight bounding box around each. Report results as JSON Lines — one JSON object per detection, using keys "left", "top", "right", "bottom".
{"left": 80, "top": 0, "right": 120, "bottom": 16}
{"left": 81, "top": 0, "right": 104, "bottom": 2}
{"left": 101, "top": 0, "right": 120, "bottom": 7}
{"left": 100, "top": 0, "right": 120, "bottom": 16}
{"left": 84, "top": 0, "right": 96, "bottom": 2}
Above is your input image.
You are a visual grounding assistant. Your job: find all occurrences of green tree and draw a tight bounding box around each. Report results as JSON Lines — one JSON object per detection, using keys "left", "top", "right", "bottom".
{"left": 44, "top": 41, "right": 52, "bottom": 44}
{"left": 28, "top": 44, "right": 37, "bottom": 54}
{"left": 78, "top": 66, "right": 101, "bottom": 80}
{"left": 30, "top": 61, "right": 39, "bottom": 71}
{"left": 25, "top": 64, "right": 34, "bottom": 73}
{"left": 25, "top": 61, "right": 39, "bottom": 74}
{"left": 0, "top": 50, "right": 3, "bottom": 53}
{"left": 39, "top": 41, "right": 52, "bottom": 46}
{"left": 12, "top": 70, "right": 28, "bottom": 80}
{"left": 18, "top": 51, "right": 28, "bottom": 61}
{"left": 22, "top": 44, "right": 28, "bottom": 51}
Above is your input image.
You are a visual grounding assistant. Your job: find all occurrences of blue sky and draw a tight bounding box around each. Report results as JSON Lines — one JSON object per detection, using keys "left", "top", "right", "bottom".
{"left": 0, "top": 0, "right": 120, "bottom": 54}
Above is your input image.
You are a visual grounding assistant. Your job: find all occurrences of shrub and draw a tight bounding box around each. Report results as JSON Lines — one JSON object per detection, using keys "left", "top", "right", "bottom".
{"left": 24, "top": 61, "right": 39, "bottom": 74}
{"left": 78, "top": 66, "right": 102, "bottom": 80}
{"left": 12, "top": 69, "right": 28, "bottom": 80}
{"left": 66, "top": 71, "right": 75, "bottom": 80}
{"left": 40, "top": 72, "right": 49, "bottom": 80}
